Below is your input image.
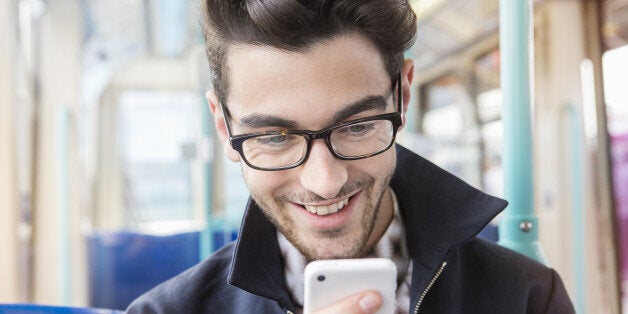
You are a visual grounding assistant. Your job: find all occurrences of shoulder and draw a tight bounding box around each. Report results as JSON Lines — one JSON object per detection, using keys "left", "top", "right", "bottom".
{"left": 456, "top": 237, "right": 549, "bottom": 276}
{"left": 442, "top": 238, "right": 575, "bottom": 313}
{"left": 454, "top": 238, "right": 560, "bottom": 288}
{"left": 126, "top": 243, "right": 236, "bottom": 313}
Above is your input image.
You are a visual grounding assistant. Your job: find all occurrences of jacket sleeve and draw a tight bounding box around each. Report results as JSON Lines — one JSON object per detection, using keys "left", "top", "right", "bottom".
{"left": 126, "top": 299, "right": 161, "bottom": 314}
{"left": 541, "top": 269, "right": 575, "bottom": 314}
{"left": 125, "top": 287, "right": 183, "bottom": 314}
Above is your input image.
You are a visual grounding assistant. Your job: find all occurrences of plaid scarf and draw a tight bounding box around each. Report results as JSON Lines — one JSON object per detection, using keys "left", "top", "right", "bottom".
{"left": 278, "top": 189, "right": 412, "bottom": 313}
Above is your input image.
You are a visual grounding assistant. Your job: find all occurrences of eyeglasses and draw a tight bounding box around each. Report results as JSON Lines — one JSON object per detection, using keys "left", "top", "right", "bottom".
{"left": 220, "top": 74, "right": 403, "bottom": 171}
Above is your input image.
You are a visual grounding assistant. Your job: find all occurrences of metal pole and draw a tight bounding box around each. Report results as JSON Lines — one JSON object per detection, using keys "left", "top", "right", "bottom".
{"left": 564, "top": 103, "right": 587, "bottom": 312}
{"left": 0, "top": 0, "right": 20, "bottom": 302}
{"left": 195, "top": 19, "right": 215, "bottom": 259}
{"left": 582, "top": 2, "right": 622, "bottom": 311}
{"left": 56, "top": 107, "right": 72, "bottom": 304}
{"left": 199, "top": 97, "right": 215, "bottom": 260}
{"left": 497, "top": 0, "right": 546, "bottom": 263}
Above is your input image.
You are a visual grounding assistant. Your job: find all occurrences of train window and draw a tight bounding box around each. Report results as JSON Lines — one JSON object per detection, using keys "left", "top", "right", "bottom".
{"left": 474, "top": 48, "right": 503, "bottom": 197}
{"left": 117, "top": 90, "right": 202, "bottom": 227}
{"left": 423, "top": 75, "right": 467, "bottom": 138}
{"left": 415, "top": 74, "right": 482, "bottom": 188}
{"left": 475, "top": 48, "right": 501, "bottom": 122}
{"left": 603, "top": 46, "right": 628, "bottom": 136}
{"left": 603, "top": 44, "right": 628, "bottom": 307}
{"left": 406, "top": 0, "right": 500, "bottom": 192}
{"left": 599, "top": 0, "right": 628, "bottom": 291}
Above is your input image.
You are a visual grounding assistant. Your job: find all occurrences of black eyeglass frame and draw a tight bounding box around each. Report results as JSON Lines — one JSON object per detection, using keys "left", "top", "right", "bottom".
{"left": 220, "top": 73, "right": 404, "bottom": 171}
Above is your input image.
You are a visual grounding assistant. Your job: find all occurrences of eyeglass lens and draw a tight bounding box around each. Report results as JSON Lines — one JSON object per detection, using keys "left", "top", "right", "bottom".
{"left": 241, "top": 119, "right": 395, "bottom": 169}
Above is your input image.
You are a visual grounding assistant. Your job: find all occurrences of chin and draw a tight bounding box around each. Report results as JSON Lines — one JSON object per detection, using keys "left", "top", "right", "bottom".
{"left": 300, "top": 233, "right": 367, "bottom": 261}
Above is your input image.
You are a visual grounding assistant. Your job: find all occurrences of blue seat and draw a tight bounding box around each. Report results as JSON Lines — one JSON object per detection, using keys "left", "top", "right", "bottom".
{"left": 477, "top": 224, "right": 499, "bottom": 242}
{"left": 87, "top": 231, "right": 201, "bottom": 310}
{"left": 86, "top": 229, "right": 238, "bottom": 310}
{"left": 0, "top": 304, "right": 122, "bottom": 314}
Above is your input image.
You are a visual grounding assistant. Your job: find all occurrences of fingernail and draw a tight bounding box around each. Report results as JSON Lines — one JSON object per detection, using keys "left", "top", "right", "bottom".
{"left": 358, "top": 294, "right": 379, "bottom": 313}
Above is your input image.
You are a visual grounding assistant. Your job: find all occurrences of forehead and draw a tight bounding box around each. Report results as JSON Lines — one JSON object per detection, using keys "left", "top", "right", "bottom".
{"left": 224, "top": 34, "right": 390, "bottom": 126}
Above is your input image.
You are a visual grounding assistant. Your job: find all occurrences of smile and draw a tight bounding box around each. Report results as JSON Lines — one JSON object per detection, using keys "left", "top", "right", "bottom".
{"left": 298, "top": 191, "right": 359, "bottom": 216}
{"left": 304, "top": 198, "right": 349, "bottom": 216}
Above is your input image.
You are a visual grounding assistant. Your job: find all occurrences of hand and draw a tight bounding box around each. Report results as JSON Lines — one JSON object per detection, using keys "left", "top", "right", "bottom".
{"left": 313, "top": 290, "right": 383, "bottom": 314}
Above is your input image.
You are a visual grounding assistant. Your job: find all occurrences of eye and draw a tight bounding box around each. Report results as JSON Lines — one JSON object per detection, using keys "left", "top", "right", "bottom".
{"left": 338, "top": 122, "right": 377, "bottom": 137}
{"left": 248, "top": 133, "right": 304, "bottom": 153}
{"left": 347, "top": 124, "right": 370, "bottom": 134}
{"left": 256, "top": 134, "right": 289, "bottom": 146}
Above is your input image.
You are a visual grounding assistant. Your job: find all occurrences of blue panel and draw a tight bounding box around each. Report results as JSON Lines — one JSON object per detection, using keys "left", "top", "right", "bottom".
{"left": 87, "top": 231, "right": 200, "bottom": 310}
{"left": 477, "top": 224, "right": 499, "bottom": 243}
{"left": 0, "top": 304, "right": 121, "bottom": 314}
{"left": 212, "top": 230, "right": 238, "bottom": 250}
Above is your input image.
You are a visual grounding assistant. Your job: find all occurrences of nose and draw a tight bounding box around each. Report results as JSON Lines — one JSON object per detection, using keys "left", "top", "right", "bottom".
{"left": 299, "top": 140, "right": 348, "bottom": 199}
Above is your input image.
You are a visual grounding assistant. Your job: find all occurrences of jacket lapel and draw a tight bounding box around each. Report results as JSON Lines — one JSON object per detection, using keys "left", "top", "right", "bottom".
{"left": 227, "top": 199, "right": 295, "bottom": 310}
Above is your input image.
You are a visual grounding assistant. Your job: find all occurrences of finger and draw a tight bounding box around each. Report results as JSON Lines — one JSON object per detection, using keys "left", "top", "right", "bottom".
{"left": 314, "top": 291, "right": 383, "bottom": 314}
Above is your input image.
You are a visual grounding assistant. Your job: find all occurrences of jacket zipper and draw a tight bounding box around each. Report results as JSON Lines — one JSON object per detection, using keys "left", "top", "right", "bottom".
{"left": 413, "top": 261, "right": 447, "bottom": 314}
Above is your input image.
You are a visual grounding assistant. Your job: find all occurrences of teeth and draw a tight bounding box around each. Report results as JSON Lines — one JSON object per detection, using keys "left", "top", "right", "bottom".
{"left": 304, "top": 198, "right": 350, "bottom": 216}
{"left": 318, "top": 206, "right": 329, "bottom": 215}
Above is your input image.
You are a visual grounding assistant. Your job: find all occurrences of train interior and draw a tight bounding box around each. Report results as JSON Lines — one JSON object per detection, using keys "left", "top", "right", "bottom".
{"left": 1, "top": 0, "right": 628, "bottom": 313}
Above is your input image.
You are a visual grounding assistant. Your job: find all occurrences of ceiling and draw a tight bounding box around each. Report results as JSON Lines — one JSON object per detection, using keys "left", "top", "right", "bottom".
{"left": 81, "top": 0, "right": 628, "bottom": 75}
{"left": 410, "top": 0, "right": 500, "bottom": 71}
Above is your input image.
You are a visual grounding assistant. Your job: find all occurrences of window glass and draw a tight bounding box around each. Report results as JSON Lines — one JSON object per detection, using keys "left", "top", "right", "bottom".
{"left": 118, "top": 90, "right": 200, "bottom": 225}
{"left": 412, "top": 74, "right": 482, "bottom": 188}
{"left": 603, "top": 45, "right": 628, "bottom": 307}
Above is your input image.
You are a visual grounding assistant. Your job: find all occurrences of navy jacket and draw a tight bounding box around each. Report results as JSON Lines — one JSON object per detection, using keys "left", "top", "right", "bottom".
{"left": 127, "top": 145, "right": 575, "bottom": 313}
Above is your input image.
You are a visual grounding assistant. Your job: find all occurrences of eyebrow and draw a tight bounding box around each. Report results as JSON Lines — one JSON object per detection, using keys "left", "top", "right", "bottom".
{"left": 239, "top": 114, "right": 299, "bottom": 129}
{"left": 238, "top": 95, "right": 388, "bottom": 130}
{"left": 330, "top": 95, "right": 388, "bottom": 124}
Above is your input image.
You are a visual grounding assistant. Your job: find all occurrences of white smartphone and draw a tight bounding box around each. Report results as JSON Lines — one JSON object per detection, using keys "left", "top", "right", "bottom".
{"left": 303, "top": 258, "right": 397, "bottom": 314}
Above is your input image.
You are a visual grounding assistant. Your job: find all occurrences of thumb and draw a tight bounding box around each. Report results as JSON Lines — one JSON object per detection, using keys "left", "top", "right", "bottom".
{"left": 314, "top": 291, "right": 383, "bottom": 314}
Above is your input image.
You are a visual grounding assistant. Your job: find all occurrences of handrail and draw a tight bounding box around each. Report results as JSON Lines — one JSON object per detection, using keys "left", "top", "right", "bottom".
{"left": 497, "top": 0, "right": 546, "bottom": 264}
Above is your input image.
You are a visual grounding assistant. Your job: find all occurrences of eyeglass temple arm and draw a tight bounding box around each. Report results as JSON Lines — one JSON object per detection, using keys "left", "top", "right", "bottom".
{"left": 219, "top": 102, "right": 235, "bottom": 137}
{"left": 397, "top": 73, "right": 404, "bottom": 114}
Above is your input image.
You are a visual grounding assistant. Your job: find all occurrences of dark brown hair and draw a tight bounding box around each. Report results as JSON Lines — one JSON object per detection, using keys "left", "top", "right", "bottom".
{"left": 200, "top": 0, "right": 417, "bottom": 103}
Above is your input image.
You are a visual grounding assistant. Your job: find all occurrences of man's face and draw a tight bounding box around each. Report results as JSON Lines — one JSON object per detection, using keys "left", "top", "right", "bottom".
{"left": 210, "top": 34, "right": 411, "bottom": 260}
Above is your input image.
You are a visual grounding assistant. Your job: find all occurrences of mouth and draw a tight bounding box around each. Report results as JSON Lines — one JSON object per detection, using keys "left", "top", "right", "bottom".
{"left": 303, "top": 198, "right": 349, "bottom": 216}
{"left": 297, "top": 191, "right": 359, "bottom": 216}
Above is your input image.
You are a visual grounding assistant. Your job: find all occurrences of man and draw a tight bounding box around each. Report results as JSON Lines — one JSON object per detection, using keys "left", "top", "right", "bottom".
{"left": 128, "top": 0, "right": 575, "bottom": 313}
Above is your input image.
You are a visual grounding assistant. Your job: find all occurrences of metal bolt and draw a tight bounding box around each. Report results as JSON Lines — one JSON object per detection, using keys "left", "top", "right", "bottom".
{"left": 519, "top": 221, "right": 533, "bottom": 232}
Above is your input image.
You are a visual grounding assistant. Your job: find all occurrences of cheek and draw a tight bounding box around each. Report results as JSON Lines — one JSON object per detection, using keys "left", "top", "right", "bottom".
{"left": 241, "top": 147, "right": 396, "bottom": 197}
{"left": 355, "top": 150, "right": 397, "bottom": 179}
{"left": 242, "top": 167, "right": 293, "bottom": 197}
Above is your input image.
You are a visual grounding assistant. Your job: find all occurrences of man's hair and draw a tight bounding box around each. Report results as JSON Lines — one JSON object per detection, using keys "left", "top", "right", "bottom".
{"left": 200, "top": 0, "right": 417, "bottom": 103}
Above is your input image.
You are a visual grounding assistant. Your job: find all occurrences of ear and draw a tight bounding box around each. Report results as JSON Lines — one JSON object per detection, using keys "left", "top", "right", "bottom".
{"left": 399, "top": 59, "right": 415, "bottom": 129}
{"left": 207, "top": 90, "right": 241, "bottom": 162}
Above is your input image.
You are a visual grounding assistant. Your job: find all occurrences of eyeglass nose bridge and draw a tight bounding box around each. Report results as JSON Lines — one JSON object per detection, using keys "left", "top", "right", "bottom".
{"left": 306, "top": 127, "right": 333, "bottom": 140}
{"left": 301, "top": 128, "right": 341, "bottom": 161}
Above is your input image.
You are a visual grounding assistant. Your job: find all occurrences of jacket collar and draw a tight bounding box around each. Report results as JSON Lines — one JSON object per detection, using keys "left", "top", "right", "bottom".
{"left": 391, "top": 145, "right": 507, "bottom": 268}
{"left": 391, "top": 145, "right": 507, "bottom": 310}
{"left": 227, "top": 144, "right": 507, "bottom": 308}
{"left": 226, "top": 198, "right": 295, "bottom": 308}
